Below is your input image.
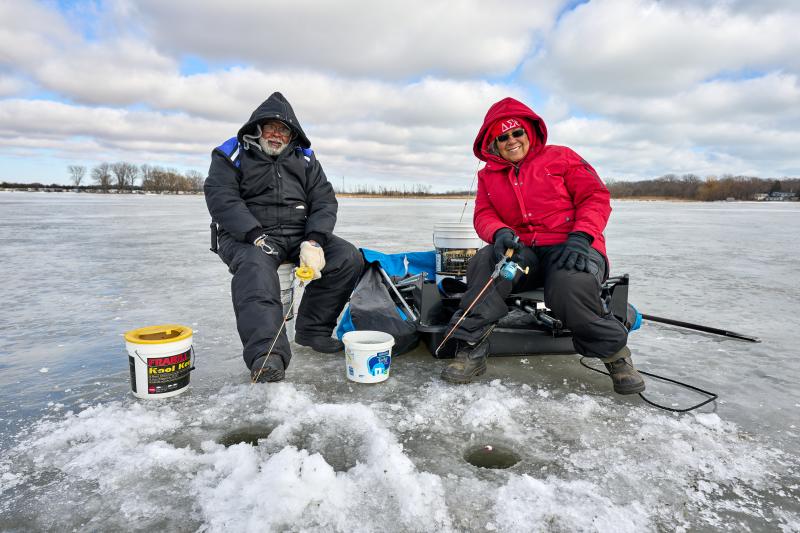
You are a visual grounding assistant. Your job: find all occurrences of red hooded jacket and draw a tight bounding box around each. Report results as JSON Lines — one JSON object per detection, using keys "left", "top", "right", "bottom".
{"left": 473, "top": 97, "right": 611, "bottom": 259}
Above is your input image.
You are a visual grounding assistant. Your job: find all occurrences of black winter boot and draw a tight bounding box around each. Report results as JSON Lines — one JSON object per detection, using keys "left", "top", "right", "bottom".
{"left": 441, "top": 338, "right": 490, "bottom": 384}
{"left": 602, "top": 347, "right": 645, "bottom": 395}
{"left": 250, "top": 354, "right": 285, "bottom": 383}
{"left": 295, "top": 332, "right": 344, "bottom": 354}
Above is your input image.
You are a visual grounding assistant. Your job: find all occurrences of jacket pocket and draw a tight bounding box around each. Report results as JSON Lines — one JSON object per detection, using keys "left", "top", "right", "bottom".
{"left": 248, "top": 204, "right": 279, "bottom": 230}
{"left": 539, "top": 209, "right": 576, "bottom": 232}
{"left": 281, "top": 203, "right": 308, "bottom": 230}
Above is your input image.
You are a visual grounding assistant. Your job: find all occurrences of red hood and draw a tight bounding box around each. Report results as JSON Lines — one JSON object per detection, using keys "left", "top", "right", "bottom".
{"left": 473, "top": 97, "right": 548, "bottom": 165}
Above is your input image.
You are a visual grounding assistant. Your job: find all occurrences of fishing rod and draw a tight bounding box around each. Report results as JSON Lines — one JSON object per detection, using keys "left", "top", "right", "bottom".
{"left": 377, "top": 265, "right": 418, "bottom": 321}
{"left": 251, "top": 266, "right": 315, "bottom": 384}
{"left": 640, "top": 314, "right": 760, "bottom": 343}
{"left": 458, "top": 160, "right": 482, "bottom": 223}
{"left": 434, "top": 243, "right": 528, "bottom": 355}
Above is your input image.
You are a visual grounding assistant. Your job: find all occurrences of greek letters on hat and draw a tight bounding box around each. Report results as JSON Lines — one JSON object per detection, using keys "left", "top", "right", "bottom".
{"left": 500, "top": 119, "right": 521, "bottom": 133}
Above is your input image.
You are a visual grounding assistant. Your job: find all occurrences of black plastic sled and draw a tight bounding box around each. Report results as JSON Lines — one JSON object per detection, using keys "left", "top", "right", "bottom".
{"left": 393, "top": 273, "right": 634, "bottom": 359}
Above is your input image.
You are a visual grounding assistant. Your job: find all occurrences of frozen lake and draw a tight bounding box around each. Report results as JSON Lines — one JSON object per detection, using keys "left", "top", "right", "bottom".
{"left": 1, "top": 192, "right": 798, "bottom": 532}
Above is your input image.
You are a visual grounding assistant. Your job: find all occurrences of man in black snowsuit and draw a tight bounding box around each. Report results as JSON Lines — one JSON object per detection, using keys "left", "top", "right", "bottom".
{"left": 205, "top": 92, "right": 363, "bottom": 383}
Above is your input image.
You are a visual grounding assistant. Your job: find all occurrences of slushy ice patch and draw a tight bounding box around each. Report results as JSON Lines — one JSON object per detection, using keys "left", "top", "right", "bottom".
{"left": 3, "top": 385, "right": 451, "bottom": 532}
{"left": 3, "top": 381, "right": 798, "bottom": 532}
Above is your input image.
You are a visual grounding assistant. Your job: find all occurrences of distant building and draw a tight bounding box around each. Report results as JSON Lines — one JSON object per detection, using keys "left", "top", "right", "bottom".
{"left": 755, "top": 192, "right": 798, "bottom": 201}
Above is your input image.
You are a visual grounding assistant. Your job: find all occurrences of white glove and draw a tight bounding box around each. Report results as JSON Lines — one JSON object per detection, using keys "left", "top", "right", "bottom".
{"left": 299, "top": 241, "right": 325, "bottom": 280}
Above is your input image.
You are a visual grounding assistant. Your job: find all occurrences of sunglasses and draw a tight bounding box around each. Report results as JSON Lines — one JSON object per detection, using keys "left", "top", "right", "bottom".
{"left": 496, "top": 129, "right": 526, "bottom": 143}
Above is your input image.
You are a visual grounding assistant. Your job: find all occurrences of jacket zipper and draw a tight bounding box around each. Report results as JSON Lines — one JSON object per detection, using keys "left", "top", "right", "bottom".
{"left": 276, "top": 166, "right": 283, "bottom": 230}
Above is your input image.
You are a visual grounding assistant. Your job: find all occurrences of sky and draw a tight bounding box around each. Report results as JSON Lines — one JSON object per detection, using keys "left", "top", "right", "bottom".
{"left": 0, "top": 0, "right": 798, "bottom": 191}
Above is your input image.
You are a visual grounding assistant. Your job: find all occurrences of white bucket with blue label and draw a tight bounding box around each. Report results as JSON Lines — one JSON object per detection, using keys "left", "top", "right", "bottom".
{"left": 343, "top": 330, "right": 395, "bottom": 384}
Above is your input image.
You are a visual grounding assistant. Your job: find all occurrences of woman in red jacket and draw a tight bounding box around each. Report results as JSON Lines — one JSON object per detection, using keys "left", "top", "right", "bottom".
{"left": 441, "top": 97, "right": 645, "bottom": 395}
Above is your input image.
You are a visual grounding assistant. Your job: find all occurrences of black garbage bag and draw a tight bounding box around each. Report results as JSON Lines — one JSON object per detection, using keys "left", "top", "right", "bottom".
{"left": 336, "top": 263, "right": 419, "bottom": 355}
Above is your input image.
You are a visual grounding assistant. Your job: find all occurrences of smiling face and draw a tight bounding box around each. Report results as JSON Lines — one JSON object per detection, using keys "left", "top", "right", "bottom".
{"left": 259, "top": 120, "right": 292, "bottom": 155}
{"left": 496, "top": 128, "right": 530, "bottom": 163}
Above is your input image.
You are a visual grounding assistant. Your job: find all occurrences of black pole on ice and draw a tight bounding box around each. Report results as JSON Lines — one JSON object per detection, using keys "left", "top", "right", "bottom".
{"left": 640, "top": 314, "right": 760, "bottom": 343}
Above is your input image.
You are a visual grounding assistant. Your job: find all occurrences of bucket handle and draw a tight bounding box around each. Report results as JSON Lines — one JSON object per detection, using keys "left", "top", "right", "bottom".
{"left": 189, "top": 345, "right": 197, "bottom": 371}
{"left": 133, "top": 349, "right": 147, "bottom": 366}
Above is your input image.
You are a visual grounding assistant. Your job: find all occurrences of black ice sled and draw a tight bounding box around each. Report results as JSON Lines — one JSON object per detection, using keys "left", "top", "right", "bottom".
{"left": 404, "top": 274, "right": 634, "bottom": 359}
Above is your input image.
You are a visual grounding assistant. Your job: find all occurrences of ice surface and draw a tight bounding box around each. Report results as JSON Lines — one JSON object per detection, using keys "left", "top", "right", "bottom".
{"left": 1, "top": 193, "right": 799, "bottom": 532}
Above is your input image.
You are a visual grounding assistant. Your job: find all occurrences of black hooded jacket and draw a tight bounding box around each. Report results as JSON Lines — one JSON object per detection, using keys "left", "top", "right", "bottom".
{"left": 204, "top": 92, "right": 337, "bottom": 245}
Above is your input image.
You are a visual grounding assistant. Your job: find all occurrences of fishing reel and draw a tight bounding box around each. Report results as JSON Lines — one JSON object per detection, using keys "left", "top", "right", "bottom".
{"left": 492, "top": 247, "right": 529, "bottom": 281}
{"left": 498, "top": 259, "right": 528, "bottom": 281}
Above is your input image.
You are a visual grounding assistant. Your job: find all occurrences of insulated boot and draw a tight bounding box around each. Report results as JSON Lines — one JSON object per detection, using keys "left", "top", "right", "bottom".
{"left": 295, "top": 332, "right": 344, "bottom": 354}
{"left": 602, "top": 346, "right": 645, "bottom": 395}
{"left": 441, "top": 338, "right": 490, "bottom": 384}
{"left": 250, "top": 354, "right": 285, "bottom": 383}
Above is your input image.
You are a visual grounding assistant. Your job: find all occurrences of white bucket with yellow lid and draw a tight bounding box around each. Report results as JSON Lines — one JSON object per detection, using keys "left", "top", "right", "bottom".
{"left": 124, "top": 324, "right": 194, "bottom": 399}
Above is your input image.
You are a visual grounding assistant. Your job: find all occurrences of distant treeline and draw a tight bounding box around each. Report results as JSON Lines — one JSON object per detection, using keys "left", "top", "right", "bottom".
{"left": 3, "top": 166, "right": 798, "bottom": 200}
{"left": 1, "top": 163, "right": 204, "bottom": 193}
{"left": 336, "top": 184, "right": 472, "bottom": 197}
{"left": 607, "top": 174, "right": 799, "bottom": 201}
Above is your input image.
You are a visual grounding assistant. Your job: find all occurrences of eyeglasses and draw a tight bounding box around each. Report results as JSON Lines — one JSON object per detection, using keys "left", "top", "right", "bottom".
{"left": 261, "top": 122, "right": 292, "bottom": 137}
{"left": 496, "top": 129, "right": 526, "bottom": 143}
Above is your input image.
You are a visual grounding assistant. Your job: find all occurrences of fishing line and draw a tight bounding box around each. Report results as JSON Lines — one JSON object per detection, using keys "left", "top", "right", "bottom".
{"left": 458, "top": 160, "right": 482, "bottom": 223}
{"left": 251, "top": 266, "right": 314, "bottom": 384}
{"left": 579, "top": 357, "right": 718, "bottom": 413}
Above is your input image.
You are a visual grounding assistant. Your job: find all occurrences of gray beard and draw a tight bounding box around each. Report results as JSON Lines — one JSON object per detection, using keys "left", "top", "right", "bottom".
{"left": 259, "top": 137, "right": 287, "bottom": 156}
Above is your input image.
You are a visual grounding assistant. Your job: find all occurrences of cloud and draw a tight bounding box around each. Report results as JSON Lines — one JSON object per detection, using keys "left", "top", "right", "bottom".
{"left": 0, "top": 99, "right": 230, "bottom": 169}
{"left": 0, "top": 76, "right": 28, "bottom": 97}
{"left": 525, "top": 0, "right": 800, "bottom": 97}
{"left": 131, "top": 0, "right": 563, "bottom": 79}
{"left": 0, "top": 1, "right": 77, "bottom": 69}
{"left": 518, "top": 0, "right": 800, "bottom": 180}
{"left": 1, "top": 0, "right": 799, "bottom": 186}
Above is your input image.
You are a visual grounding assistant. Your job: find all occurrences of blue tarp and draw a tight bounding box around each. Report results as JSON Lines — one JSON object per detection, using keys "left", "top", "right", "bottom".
{"left": 361, "top": 248, "right": 436, "bottom": 279}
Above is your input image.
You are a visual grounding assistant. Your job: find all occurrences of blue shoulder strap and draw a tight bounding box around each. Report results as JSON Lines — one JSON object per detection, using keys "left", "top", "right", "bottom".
{"left": 296, "top": 146, "right": 314, "bottom": 167}
{"left": 216, "top": 137, "right": 241, "bottom": 168}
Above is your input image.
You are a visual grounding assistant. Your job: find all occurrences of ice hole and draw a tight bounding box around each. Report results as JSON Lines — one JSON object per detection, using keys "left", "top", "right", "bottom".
{"left": 218, "top": 425, "right": 275, "bottom": 447}
{"left": 272, "top": 422, "right": 367, "bottom": 472}
{"left": 464, "top": 442, "right": 521, "bottom": 469}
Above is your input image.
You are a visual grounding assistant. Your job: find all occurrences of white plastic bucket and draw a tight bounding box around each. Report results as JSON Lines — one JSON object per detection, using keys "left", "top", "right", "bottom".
{"left": 433, "top": 222, "right": 484, "bottom": 283}
{"left": 277, "top": 263, "right": 294, "bottom": 316}
{"left": 277, "top": 263, "right": 301, "bottom": 341}
{"left": 125, "top": 324, "right": 194, "bottom": 399}
{"left": 343, "top": 330, "right": 395, "bottom": 384}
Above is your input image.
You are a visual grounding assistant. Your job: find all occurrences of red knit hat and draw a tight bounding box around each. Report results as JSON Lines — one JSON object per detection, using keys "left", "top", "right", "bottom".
{"left": 489, "top": 117, "right": 523, "bottom": 140}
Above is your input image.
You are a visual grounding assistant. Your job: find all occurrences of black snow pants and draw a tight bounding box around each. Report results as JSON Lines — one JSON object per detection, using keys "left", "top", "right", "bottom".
{"left": 217, "top": 232, "right": 363, "bottom": 370}
{"left": 448, "top": 244, "right": 628, "bottom": 358}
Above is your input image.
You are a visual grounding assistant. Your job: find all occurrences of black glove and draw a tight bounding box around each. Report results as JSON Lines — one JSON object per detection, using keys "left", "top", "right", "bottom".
{"left": 493, "top": 228, "right": 522, "bottom": 262}
{"left": 555, "top": 232, "right": 597, "bottom": 274}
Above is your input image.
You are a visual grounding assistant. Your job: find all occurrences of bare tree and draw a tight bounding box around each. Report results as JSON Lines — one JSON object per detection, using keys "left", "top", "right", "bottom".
{"left": 185, "top": 170, "right": 204, "bottom": 192}
{"left": 164, "top": 168, "right": 182, "bottom": 193}
{"left": 140, "top": 164, "right": 154, "bottom": 190}
{"left": 92, "top": 163, "right": 112, "bottom": 192}
{"left": 67, "top": 165, "right": 86, "bottom": 187}
{"left": 112, "top": 161, "right": 139, "bottom": 192}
